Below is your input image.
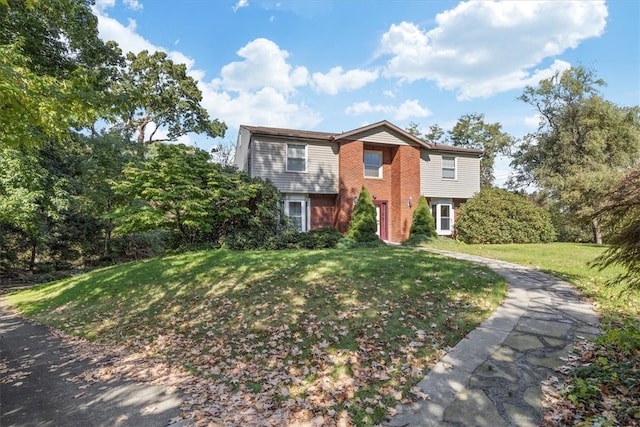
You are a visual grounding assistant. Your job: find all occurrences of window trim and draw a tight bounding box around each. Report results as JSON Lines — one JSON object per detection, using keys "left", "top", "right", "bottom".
{"left": 364, "top": 150, "right": 383, "bottom": 179}
{"left": 430, "top": 199, "right": 454, "bottom": 236}
{"left": 286, "top": 143, "right": 307, "bottom": 173}
{"left": 283, "top": 195, "right": 309, "bottom": 232}
{"left": 441, "top": 155, "right": 457, "bottom": 180}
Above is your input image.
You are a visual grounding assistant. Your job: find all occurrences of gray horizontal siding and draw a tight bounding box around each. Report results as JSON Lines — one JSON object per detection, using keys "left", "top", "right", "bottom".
{"left": 251, "top": 137, "right": 339, "bottom": 194}
{"left": 420, "top": 150, "right": 480, "bottom": 199}
{"left": 356, "top": 129, "right": 413, "bottom": 146}
{"left": 234, "top": 127, "right": 251, "bottom": 172}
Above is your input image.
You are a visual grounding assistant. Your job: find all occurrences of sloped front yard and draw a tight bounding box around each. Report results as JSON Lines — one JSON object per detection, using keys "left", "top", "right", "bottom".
{"left": 5, "top": 247, "right": 507, "bottom": 426}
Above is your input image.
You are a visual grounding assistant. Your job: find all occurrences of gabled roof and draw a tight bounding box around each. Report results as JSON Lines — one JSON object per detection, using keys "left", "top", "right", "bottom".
{"left": 240, "top": 121, "right": 483, "bottom": 155}
{"left": 331, "top": 120, "right": 432, "bottom": 149}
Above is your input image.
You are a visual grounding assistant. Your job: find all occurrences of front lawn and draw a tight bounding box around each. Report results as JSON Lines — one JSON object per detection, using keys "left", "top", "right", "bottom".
{"left": 5, "top": 246, "right": 507, "bottom": 426}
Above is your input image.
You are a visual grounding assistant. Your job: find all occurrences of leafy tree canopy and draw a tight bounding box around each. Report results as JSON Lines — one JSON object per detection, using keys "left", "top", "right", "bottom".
{"left": 510, "top": 67, "right": 640, "bottom": 243}
{"left": 113, "top": 50, "right": 227, "bottom": 145}
{"left": 407, "top": 113, "right": 513, "bottom": 188}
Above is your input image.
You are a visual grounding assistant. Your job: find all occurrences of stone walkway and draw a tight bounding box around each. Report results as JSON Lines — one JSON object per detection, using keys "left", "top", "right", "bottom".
{"left": 385, "top": 248, "right": 601, "bottom": 427}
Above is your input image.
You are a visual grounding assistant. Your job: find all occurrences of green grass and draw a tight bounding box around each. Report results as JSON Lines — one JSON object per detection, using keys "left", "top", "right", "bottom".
{"left": 423, "top": 239, "right": 639, "bottom": 319}
{"left": 5, "top": 246, "right": 507, "bottom": 426}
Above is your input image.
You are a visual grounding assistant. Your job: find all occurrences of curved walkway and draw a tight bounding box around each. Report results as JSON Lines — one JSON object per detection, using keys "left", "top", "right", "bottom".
{"left": 385, "top": 248, "right": 601, "bottom": 427}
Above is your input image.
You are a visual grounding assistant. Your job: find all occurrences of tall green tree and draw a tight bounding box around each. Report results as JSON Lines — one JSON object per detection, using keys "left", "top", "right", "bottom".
{"left": 511, "top": 67, "right": 640, "bottom": 243}
{"left": 0, "top": 0, "right": 121, "bottom": 147}
{"left": 449, "top": 113, "right": 513, "bottom": 188}
{"left": 113, "top": 50, "right": 226, "bottom": 146}
{"left": 0, "top": 145, "right": 76, "bottom": 270}
{"left": 407, "top": 115, "right": 512, "bottom": 188}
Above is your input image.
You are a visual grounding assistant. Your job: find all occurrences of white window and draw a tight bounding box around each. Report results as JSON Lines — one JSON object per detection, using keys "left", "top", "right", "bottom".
{"left": 364, "top": 150, "right": 383, "bottom": 178}
{"left": 442, "top": 156, "right": 456, "bottom": 180}
{"left": 287, "top": 144, "right": 307, "bottom": 172}
{"left": 284, "top": 197, "right": 309, "bottom": 232}
{"left": 431, "top": 199, "right": 454, "bottom": 235}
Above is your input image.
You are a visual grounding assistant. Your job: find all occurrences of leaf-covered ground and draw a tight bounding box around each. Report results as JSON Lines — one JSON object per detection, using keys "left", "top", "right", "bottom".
{"left": 6, "top": 247, "right": 507, "bottom": 426}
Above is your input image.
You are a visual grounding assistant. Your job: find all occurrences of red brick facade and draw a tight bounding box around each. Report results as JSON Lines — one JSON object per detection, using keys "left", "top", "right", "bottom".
{"left": 335, "top": 140, "right": 422, "bottom": 242}
{"left": 309, "top": 194, "right": 336, "bottom": 229}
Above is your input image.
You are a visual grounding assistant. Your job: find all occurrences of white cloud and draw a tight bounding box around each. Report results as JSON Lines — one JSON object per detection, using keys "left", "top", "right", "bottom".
{"left": 94, "top": 0, "right": 115, "bottom": 11}
{"left": 524, "top": 113, "right": 542, "bottom": 129}
{"left": 94, "top": 10, "right": 322, "bottom": 138}
{"left": 379, "top": 1, "right": 607, "bottom": 100}
{"left": 199, "top": 85, "right": 321, "bottom": 130}
{"left": 94, "top": 9, "right": 201, "bottom": 74}
{"left": 233, "top": 0, "right": 249, "bottom": 12}
{"left": 124, "top": 0, "right": 143, "bottom": 11}
{"left": 212, "top": 38, "right": 309, "bottom": 95}
{"left": 311, "top": 66, "right": 379, "bottom": 95}
{"left": 345, "top": 99, "right": 431, "bottom": 121}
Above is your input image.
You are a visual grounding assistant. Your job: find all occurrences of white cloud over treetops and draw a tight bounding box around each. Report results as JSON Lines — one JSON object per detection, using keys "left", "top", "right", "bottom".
{"left": 311, "top": 67, "right": 380, "bottom": 95}
{"left": 92, "top": 0, "right": 609, "bottom": 135}
{"left": 378, "top": 1, "right": 607, "bottom": 100}
{"left": 345, "top": 100, "right": 432, "bottom": 121}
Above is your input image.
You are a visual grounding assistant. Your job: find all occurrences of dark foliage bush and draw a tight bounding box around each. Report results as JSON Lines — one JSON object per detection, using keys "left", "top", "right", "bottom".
{"left": 300, "top": 227, "right": 343, "bottom": 249}
{"left": 455, "top": 188, "right": 556, "bottom": 244}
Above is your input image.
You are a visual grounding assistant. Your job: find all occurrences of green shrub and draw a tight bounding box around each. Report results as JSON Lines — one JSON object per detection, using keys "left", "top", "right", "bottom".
{"left": 300, "top": 227, "right": 343, "bottom": 249}
{"left": 336, "top": 237, "right": 357, "bottom": 249}
{"left": 409, "top": 196, "right": 437, "bottom": 238}
{"left": 347, "top": 187, "right": 380, "bottom": 243}
{"left": 455, "top": 188, "right": 556, "bottom": 244}
{"left": 402, "top": 233, "right": 434, "bottom": 247}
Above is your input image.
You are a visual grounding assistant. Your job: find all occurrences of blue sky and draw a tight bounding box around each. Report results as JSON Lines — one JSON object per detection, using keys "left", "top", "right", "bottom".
{"left": 93, "top": 0, "right": 639, "bottom": 184}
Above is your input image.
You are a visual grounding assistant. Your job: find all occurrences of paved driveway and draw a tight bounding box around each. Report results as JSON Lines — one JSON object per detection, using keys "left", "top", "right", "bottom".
{"left": 0, "top": 300, "right": 184, "bottom": 427}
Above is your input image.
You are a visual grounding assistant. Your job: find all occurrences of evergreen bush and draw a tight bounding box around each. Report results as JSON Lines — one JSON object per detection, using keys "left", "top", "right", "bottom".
{"left": 409, "top": 196, "right": 437, "bottom": 238}
{"left": 347, "top": 187, "right": 380, "bottom": 243}
{"left": 455, "top": 188, "right": 556, "bottom": 244}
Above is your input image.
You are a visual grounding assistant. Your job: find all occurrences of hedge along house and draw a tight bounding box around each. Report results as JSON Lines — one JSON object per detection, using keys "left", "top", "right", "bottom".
{"left": 235, "top": 120, "right": 482, "bottom": 243}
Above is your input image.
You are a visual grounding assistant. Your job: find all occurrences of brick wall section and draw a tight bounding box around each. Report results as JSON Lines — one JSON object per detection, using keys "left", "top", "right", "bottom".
{"left": 337, "top": 140, "right": 421, "bottom": 242}
{"left": 394, "top": 145, "right": 421, "bottom": 242}
{"left": 337, "top": 140, "right": 364, "bottom": 233}
{"left": 309, "top": 194, "right": 336, "bottom": 229}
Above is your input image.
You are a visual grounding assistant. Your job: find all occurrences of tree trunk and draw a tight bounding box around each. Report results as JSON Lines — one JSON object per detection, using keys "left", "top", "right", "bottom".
{"left": 591, "top": 217, "right": 603, "bottom": 245}
{"left": 29, "top": 242, "right": 37, "bottom": 271}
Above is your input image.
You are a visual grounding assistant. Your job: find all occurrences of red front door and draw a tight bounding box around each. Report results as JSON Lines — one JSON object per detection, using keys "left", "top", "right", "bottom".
{"left": 374, "top": 201, "right": 388, "bottom": 240}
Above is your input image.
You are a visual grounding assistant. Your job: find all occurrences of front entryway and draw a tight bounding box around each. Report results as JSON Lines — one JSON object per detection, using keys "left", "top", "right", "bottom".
{"left": 374, "top": 201, "right": 388, "bottom": 240}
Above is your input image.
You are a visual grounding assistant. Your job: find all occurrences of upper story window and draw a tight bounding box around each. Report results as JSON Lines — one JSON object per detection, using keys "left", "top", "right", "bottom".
{"left": 286, "top": 143, "right": 307, "bottom": 172}
{"left": 442, "top": 156, "right": 456, "bottom": 179}
{"left": 364, "top": 150, "right": 383, "bottom": 178}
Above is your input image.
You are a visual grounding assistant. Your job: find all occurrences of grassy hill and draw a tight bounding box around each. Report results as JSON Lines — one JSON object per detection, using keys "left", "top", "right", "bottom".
{"left": 5, "top": 246, "right": 507, "bottom": 425}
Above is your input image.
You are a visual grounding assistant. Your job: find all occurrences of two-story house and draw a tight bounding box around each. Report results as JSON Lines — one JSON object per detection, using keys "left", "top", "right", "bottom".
{"left": 234, "top": 120, "right": 481, "bottom": 243}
